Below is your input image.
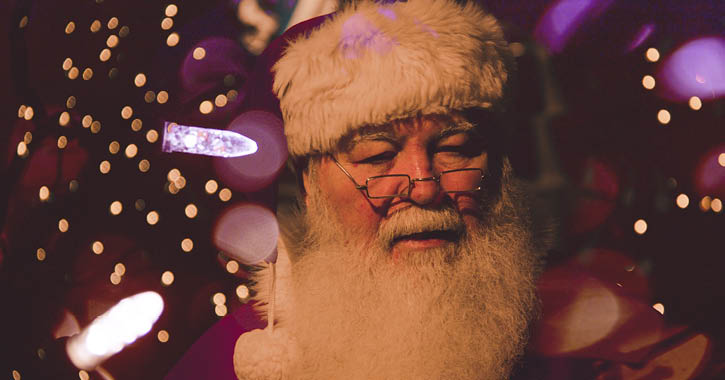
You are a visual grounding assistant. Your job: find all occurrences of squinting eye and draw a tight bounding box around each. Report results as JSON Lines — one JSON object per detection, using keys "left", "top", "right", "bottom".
{"left": 358, "top": 151, "right": 396, "bottom": 164}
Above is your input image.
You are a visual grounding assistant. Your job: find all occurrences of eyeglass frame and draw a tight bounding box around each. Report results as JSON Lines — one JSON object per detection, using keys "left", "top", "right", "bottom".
{"left": 329, "top": 155, "right": 485, "bottom": 199}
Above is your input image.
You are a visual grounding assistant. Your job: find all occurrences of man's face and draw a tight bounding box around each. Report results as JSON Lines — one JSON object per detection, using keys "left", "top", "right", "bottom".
{"left": 304, "top": 112, "right": 489, "bottom": 259}
{"left": 286, "top": 113, "right": 538, "bottom": 379}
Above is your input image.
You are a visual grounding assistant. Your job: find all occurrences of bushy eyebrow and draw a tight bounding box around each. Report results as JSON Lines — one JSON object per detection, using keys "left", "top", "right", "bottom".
{"left": 336, "top": 117, "right": 477, "bottom": 152}
{"left": 436, "top": 120, "right": 475, "bottom": 140}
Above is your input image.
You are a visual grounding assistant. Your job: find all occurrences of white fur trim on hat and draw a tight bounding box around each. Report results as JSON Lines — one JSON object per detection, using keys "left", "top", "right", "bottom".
{"left": 273, "top": 0, "right": 512, "bottom": 157}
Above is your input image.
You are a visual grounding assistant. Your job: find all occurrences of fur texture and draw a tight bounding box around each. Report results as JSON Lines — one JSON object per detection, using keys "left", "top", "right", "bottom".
{"left": 273, "top": 0, "right": 513, "bottom": 157}
{"left": 235, "top": 160, "right": 542, "bottom": 379}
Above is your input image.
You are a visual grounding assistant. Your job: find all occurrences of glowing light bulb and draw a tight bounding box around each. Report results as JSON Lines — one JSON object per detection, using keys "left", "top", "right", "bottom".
{"left": 66, "top": 291, "right": 164, "bottom": 370}
{"left": 193, "top": 47, "right": 206, "bottom": 60}
{"left": 642, "top": 75, "right": 655, "bottom": 90}
{"left": 689, "top": 96, "right": 702, "bottom": 110}
{"left": 676, "top": 193, "right": 689, "bottom": 209}
{"left": 634, "top": 219, "right": 647, "bottom": 235}
{"left": 162, "top": 122, "right": 257, "bottom": 158}
{"left": 181, "top": 238, "right": 193, "bottom": 252}
{"left": 657, "top": 109, "right": 671, "bottom": 124}
{"left": 645, "top": 47, "right": 660, "bottom": 62}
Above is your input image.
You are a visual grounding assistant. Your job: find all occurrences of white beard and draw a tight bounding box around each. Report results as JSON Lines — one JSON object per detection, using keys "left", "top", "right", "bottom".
{"left": 269, "top": 163, "right": 541, "bottom": 380}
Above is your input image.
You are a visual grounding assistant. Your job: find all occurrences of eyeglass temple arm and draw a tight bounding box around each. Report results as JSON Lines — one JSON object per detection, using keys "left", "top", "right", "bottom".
{"left": 330, "top": 155, "right": 367, "bottom": 190}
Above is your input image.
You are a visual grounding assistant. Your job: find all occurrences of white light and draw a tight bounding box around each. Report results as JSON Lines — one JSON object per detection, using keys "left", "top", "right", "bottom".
{"left": 162, "top": 122, "right": 257, "bottom": 158}
{"left": 183, "top": 133, "right": 198, "bottom": 148}
{"left": 67, "top": 291, "right": 164, "bottom": 370}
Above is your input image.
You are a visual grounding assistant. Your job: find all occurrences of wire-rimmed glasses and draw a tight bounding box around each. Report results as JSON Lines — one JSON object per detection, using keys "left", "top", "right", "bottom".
{"left": 330, "top": 155, "right": 485, "bottom": 199}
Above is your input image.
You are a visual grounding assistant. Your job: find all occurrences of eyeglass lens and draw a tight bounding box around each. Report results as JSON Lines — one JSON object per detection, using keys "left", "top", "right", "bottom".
{"left": 365, "top": 169, "right": 482, "bottom": 198}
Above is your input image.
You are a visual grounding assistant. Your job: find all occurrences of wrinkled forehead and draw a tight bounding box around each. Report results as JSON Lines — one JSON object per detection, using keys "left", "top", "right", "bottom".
{"left": 335, "top": 112, "right": 478, "bottom": 152}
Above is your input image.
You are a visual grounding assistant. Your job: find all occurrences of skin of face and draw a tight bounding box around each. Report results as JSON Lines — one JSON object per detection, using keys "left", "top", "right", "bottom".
{"left": 302, "top": 113, "right": 489, "bottom": 259}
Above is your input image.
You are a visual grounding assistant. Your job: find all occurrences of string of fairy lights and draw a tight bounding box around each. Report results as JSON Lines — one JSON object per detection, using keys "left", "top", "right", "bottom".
{"left": 8, "top": 2, "right": 257, "bottom": 378}
{"left": 631, "top": 46, "right": 722, "bottom": 240}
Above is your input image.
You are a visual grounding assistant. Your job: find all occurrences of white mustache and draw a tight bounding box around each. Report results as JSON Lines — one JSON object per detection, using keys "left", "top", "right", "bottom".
{"left": 377, "top": 207, "right": 465, "bottom": 248}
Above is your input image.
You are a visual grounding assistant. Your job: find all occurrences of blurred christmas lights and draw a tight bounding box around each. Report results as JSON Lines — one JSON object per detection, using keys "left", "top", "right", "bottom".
{"left": 66, "top": 291, "right": 164, "bottom": 370}
{"left": 162, "top": 122, "right": 258, "bottom": 158}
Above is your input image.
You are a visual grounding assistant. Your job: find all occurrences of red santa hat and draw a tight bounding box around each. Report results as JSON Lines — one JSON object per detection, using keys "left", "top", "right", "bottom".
{"left": 272, "top": 0, "right": 514, "bottom": 158}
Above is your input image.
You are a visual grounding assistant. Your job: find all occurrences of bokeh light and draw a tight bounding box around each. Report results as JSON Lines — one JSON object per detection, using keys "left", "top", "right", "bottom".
{"left": 236, "top": 285, "right": 250, "bottom": 299}
{"left": 147, "top": 211, "right": 159, "bottom": 225}
{"left": 642, "top": 75, "right": 655, "bottom": 90}
{"left": 82, "top": 68, "right": 93, "bottom": 80}
{"left": 57, "top": 136, "right": 68, "bottom": 149}
{"left": 90, "top": 121, "right": 101, "bottom": 133}
{"left": 657, "top": 37, "right": 725, "bottom": 101}
{"left": 205, "top": 179, "right": 218, "bottom": 194}
{"left": 107, "top": 17, "right": 119, "bottom": 29}
{"left": 79, "top": 370, "right": 89, "bottom": 380}
{"left": 218, "top": 188, "right": 231, "bottom": 202}
{"left": 161, "top": 17, "right": 173, "bottom": 30}
{"left": 114, "top": 263, "right": 126, "bottom": 276}
{"left": 90, "top": 19, "right": 101, "bottom": 33}
{"left": 700, "top": 196, "right": 711, "bottom": 212}
{"left": 161, "top": 271, "right": 174, "bottom": 285}
{"left": 23, "top": 106, "right": 34, "bottom": 120}
{"left": 125, "top": 144, "right": 138, "bottom": 158}
{"left": 676, "top": 193, "right": 689, "bottom": 209}
{"left": 157, "top": 91, "right": 169, "bottom": 103}
{"left": 645, "top": 47, "right": 660, "bottom": 62}
{"left": 109, "top": 141, "right": 120, "bottom": 154}
{"left": 17, "top": 141, "right": 28, "bottom": 158}
{"left": 193, "top": 47, "right": 206, "bottom": 60}
{"left": 181, "top": 238, "right": 193, "bottom": 252}
{"left": 92, "top": 241, "right": 104, "bottom": 255}
{"left": 36, "top": 248, "right": 46, "bottom": 261}
{"left": 110, "top": 272, "right": 121, "bottom": 285}
{"left": 165, "top": 4, "right": 178, "bottom": 17}
{"left": 533, "top": 0, "right": 611, "bottom": 53}
{"left": 634, "top": 219, "right": 647, "bottom": 235}
{"left": 214, "top": 304, "right": 227, "bottom": 317}
{"left": 199, "top": 100, "right": 213, "bottom": 114}
{"left": 58, "top": 218, "right": 69, "bottom": 232}
{"left": 134, "top": 73, "right": 146, "bottom": 87}
{"left": 688, "top": 96, "right": 702, "bottom": 110}
{"left": 138, "top": 159, "right": 150, "bottom": 172}
{"left": 185, "top": 204, "right": 198, "bottom": 218}
{"left": 213, "top": 111, "right": 288, "bottom": 192}
{"left": 66, "top": 96, "right": 76, "bottom": 108}
{"left": 100, "top": 160, "right": 111, "bottom": 174}
{"left": 652, "top": 303, "right": 665, "bottom": 315}
{"left": 213, "top": 203, "right": 279, "bottom": 264}
{"left": 131, "top": 118, "right": 143, "bottom": 131}
{"left": 167, "top": 33, "right": 180, "bottom": 47}
{"left": 59, "top": 111, "right": 70, "bottom": 126}
{"left": 146, "top": 129, "right": 159, "bottom": 143}
{"left": 106, "top": 35, "right": 119, "bottom": 48}
{"left": 215, "top": 94, "right": 227, "bottom": 107}
{"left": 657, "top": 109, "right": 671, "bottom": 124}
{"left": 225, "top": 260, "right": 239, "bottom": 274}
{"left": 121, "top": 106, "right": 133, "bottom": 119}
{"left": 212, "top": 292, "right": 226, "bottom": 305}
{"left": 157, "top": 330, "right": 169, "bottom": 343}
{"left": 39, "top": 186, "right": 50, "bottom": 201}
{"left": 711, "top": 198, "right": 722, "bottom": 213}
{"left": 109, "top": 201, "right": 123, "bottom": 215}
{"left": 65, "top": 21, "right": 75, "bottom": 34}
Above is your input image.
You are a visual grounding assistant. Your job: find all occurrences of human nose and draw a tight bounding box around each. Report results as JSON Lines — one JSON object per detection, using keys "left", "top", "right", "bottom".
{"left": 397, "top": 153, "right": 441, "bottom": 205}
